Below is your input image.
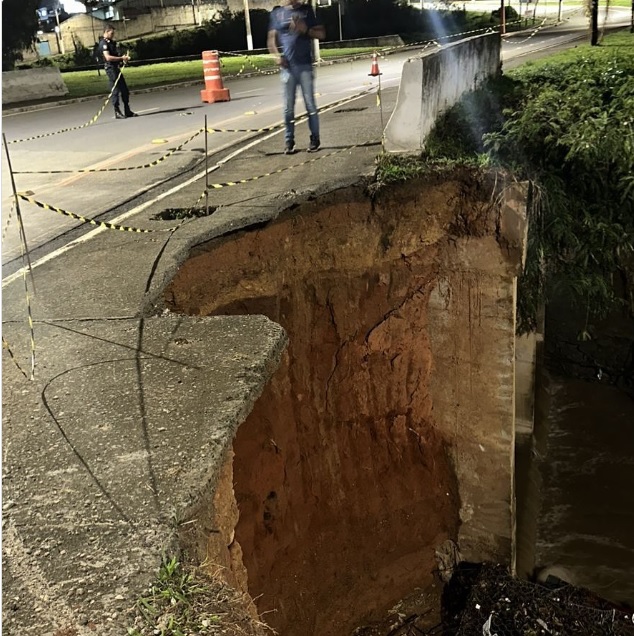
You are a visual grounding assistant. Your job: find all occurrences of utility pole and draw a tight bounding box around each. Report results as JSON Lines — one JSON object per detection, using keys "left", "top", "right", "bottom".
{"left": 500, "top": 0, "right": 506, "bottom": 34}
{"left": 54, "top": 7, "right": 65, "bottom": 54}
{"left": 590, "top": 0, "right": 599, "bottom": 44}
{"left": 89, "top": 1, "right": 96, "bottom": 44}
{"left": 243, "top": 0, "right": 254, "bottom": 50}
{"left": 191, "top": 0, "right": 198, "bottom": 26}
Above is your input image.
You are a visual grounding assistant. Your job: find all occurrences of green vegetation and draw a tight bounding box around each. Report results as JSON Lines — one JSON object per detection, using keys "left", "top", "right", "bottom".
{"left": 381, "top": 32, "right": 634, "bottom": 334}
{"left": 128, "top": 556, "right": 266, "bottom": 636}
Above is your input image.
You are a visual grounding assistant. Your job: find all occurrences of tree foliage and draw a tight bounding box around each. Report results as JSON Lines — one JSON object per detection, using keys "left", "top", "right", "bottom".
{"left": 425, "top": 39, "right": 634, "bottom": 333}
{"left": 117, "top": 0, "right": 492, "bottom": 64}
{"left": 486, "top": 50, "right": 634, "bottom": 332}
{"left": 2, "top": 0, "right": 40, "bottom": 70}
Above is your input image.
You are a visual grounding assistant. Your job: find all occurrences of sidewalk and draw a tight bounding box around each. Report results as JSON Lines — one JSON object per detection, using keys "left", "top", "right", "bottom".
{"left": 1, "top": 82, "right": 395, "bottom": 635}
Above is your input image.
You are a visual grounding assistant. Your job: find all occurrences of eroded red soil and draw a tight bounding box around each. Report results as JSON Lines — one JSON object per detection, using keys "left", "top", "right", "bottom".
{"left": 165, "top": 173, "right": 503, "bottom": 635}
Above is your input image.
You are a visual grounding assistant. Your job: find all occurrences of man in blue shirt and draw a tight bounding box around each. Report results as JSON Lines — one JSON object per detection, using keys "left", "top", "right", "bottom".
{"left": 267, "top": 0, "right": 325, "bottom": 154}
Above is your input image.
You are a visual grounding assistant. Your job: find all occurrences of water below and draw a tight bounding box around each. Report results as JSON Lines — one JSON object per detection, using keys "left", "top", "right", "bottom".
{"left": 533, "top": 374, "right": 634, "bottom": 606}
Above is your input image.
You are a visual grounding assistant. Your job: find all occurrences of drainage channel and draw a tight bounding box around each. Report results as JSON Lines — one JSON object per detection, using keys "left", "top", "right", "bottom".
{"left": 163, "top": 171, "right": 523, "bottom": 635}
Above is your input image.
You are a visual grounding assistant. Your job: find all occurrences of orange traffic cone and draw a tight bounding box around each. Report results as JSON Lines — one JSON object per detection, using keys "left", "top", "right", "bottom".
{"left": 368, "top": 52, "right": 381, "bottom": 77}
{"left": 200, "top": 50, "right": 230, "bottom": 103}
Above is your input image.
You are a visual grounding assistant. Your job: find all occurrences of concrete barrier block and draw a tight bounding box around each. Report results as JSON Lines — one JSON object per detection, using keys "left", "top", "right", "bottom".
{"left": 384, "top": 33, "right": 501, "bottom": 153}
{"left": 2, "top": 67, "right": 69, "bottom": 105}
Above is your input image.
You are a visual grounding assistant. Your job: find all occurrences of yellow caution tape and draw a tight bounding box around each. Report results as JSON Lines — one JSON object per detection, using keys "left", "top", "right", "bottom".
{"left": 206, "top": 143, "right": 366, "bottom": 191}
{"left": 2, "top": 200, "right": 15, "bottom": 242}
{"left": 14, "top": 129, "right": 205, "bottom": 174}
{"left": 7, "top": 69, "right": 126, "bottom": 145}
{"left": 17, "top": 193, "right": 180, "bottom": 233}
{"left": 502, "top": 19, "right": 548, "bottom": 44}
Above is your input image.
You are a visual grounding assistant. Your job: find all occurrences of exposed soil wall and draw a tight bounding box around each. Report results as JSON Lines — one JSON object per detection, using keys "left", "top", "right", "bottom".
{"left": 164, "top": 168, "right": 527, "bottom": 636}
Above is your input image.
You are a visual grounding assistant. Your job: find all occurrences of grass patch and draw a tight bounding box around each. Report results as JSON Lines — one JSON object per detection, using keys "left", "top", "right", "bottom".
{"left": 374, "top": 152, "right": 431, "bottom": 184}
{"left": 128, "top": 557, "right": 271, "bottom": 636}
{"left": 507, "top": 31, "right": 634, "bottom": 81}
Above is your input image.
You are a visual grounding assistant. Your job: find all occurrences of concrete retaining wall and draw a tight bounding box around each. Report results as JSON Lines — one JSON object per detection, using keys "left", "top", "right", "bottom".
{"left": 2, "top": 68, "right": 69, "bottom": 105}
{"left": 384, "top": 33, "right": 501, "bottom": 153}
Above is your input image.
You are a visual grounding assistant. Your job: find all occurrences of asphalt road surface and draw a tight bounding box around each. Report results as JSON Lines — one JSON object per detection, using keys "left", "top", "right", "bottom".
{"left": 1, "top": 6, "right": 629, "bottom": 275}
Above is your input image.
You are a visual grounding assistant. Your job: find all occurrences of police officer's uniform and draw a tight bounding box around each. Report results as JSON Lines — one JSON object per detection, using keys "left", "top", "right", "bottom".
{"left": 100, "top": 33, "right": 136, "bottom": 118}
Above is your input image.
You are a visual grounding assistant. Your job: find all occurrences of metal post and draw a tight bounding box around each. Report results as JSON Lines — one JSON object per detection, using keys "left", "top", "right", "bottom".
{"left": 3, "top": 134, "right": 36, "bottom": 294}
{"left": 558, "top": 0, "right": 562, "bottom": 21}
{"left": 500, "top": 0, "right": 506, "bottom": 34}
{"left": 243, "top": 0, "right": 254, "bottom": 50}
{"left": 630, "top": 0, "right": 633, "bottom": 32}
{"left": 338, "top": 1, "right": 343, "bottom": 41}
{"left": 378, "top": 73, "right": 384, "bottom": 135}
{"left": 204, "top": 115, "right": 209, "bottom": 216}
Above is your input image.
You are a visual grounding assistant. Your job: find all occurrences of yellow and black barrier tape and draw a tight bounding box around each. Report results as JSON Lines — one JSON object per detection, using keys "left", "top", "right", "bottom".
{"left": 22, "top": 269, "right": 36, "bottom": 380}
{"left": 207, "top": 122, "right": 285, "bottom": 134}
{"left": 3, "top": 257, "right": 36, "bottom": 380}
{"left": 14, "top": 128, "right": 205, "bottom": 175}
{"left": 378, "top": 22, "right": 523, "bottom": 58}
{"left": 17, "top": 193, "right": 180, "bottom": 233}
{"left": 205, "top": 142, "right": 371, "bottom": 191}
{"left": 219, "top": 50, "right": 278, "bottom": 78}
{"left": 7, "top": 69, "right": 124, "bottom": 145}
{"left": 206, "top": 88, "right": 375, "bottom": 135}
{"left": 502, "top": 18, "right": 548, "bottom": 44}
{"left": 2, "top": 200, "right": 16, "bottom": 243}
{"left": 378, "top": 25, "right": 493, "bottom": 57}
{"left": 2, "top": 336, "right": 31, "bottom": 380}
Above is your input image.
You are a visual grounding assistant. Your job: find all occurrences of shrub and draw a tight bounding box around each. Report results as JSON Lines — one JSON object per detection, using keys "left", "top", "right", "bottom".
{"left": 491, "top": 5, "right": 519, "bottom": 21}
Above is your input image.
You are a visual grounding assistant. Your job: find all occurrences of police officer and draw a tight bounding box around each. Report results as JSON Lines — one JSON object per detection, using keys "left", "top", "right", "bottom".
{"left": 100, "top": 26, "right": 137, "bottom": 119}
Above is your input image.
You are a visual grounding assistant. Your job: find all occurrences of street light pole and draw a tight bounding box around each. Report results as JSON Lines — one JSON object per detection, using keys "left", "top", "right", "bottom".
{"left": 243, "top": 0, "right": 254, "bottom": 50}
{"left": 312, "top": 0, "right": 321, "bottom": 62}
{"left": 90, "top": 4, "right": 96, "bottom": 44}
{"left": 54, "top": 8, "right": 65, "bottom": 54}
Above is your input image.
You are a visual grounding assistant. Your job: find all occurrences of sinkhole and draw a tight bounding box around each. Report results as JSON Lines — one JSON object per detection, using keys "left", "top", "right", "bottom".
{"left": 163, "top": 169, "right": 524, "bottom": 635}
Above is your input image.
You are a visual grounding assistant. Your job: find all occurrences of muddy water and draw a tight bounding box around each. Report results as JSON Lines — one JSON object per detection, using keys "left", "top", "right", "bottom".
{"left": 534, "top": 374, "right": 634, "bottom": 605}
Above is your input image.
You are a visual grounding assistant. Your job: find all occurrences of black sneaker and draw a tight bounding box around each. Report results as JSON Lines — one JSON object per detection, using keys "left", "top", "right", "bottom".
{"left": 125, "top": 111, "right": 138, "bottom": 118}
{"left": 284, "top": 141, "right": 295, "bottom": 155}
{"left": 114, "top": 110, "right": 125, "bottom": 119}
{"left": 307, "top": 137, "right": 320, "bottom": 153}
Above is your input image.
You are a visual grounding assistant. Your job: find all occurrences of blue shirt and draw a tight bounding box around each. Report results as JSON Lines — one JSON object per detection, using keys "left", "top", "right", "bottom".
{"left": 269, "top": 3, "right": 318, "bottom": 66}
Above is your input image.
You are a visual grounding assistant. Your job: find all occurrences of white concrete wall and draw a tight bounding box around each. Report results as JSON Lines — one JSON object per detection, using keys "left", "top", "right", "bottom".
{"left": 427, "top": 181, "right": 528, "bottom": 569}
{"left": 384, "top": 33, "right": 501, "bottom": 153}
{"left": 2, "top": 68, "right": 69, "bottom": 105}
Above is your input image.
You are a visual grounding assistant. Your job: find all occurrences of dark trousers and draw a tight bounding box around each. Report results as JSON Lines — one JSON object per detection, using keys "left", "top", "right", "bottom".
{"left": 105, "top": 66, "right": 130, "bottom": 112}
